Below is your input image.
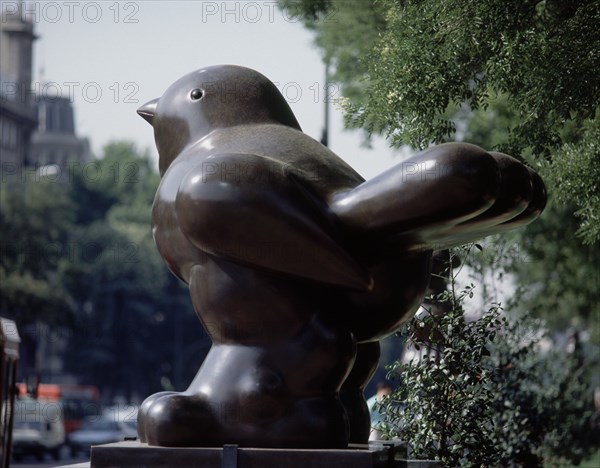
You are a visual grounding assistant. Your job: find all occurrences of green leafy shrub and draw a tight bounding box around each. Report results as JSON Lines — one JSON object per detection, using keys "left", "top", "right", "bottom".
{"left": 381, "top": 248, "right": 599, "bottom": 467}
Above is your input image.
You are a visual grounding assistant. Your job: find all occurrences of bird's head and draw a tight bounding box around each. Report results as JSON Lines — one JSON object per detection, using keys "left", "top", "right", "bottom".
{"left": 137, "top": 65, "right": 302, "bottom": 175}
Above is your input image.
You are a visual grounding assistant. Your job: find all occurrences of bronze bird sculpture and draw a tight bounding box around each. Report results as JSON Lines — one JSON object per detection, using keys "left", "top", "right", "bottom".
{"left": 136, "top": 65, "right": 546, "bottom": 448}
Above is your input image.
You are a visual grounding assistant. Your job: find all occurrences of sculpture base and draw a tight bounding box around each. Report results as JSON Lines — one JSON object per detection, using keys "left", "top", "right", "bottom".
{"left": 79, "top": 440, "right": 409, "bottom": 468}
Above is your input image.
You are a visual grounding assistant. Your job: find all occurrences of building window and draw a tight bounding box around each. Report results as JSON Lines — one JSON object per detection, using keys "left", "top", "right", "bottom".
{"left": 9, "top": 124, "right": 17, "bottom": 149}
{"left": 0, "top": 119, "right": 18, "bottom": 149}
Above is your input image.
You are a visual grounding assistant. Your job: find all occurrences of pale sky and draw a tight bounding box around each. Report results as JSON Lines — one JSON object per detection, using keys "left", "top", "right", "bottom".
{"left": 26, "top": 0, "right": 405, "bottom": 178}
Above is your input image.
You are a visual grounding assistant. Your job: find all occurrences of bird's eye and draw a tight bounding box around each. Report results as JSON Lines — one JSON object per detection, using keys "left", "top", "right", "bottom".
{"left": 190, "top": 89, "right": 203, "bottom": 100}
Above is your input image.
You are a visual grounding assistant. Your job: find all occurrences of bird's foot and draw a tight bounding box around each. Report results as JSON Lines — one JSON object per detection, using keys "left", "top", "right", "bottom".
{"left": 137, "top": 391, "right": 219, "bottom": 446}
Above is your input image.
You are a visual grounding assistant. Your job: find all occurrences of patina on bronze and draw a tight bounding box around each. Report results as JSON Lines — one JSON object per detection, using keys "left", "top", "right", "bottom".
{"left": 136, "top": 65, "right": 546, "bottom": 448}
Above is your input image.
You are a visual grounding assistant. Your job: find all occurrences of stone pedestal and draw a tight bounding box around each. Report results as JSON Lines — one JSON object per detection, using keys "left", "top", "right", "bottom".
{"left": 58, "top": 439, "right": 441, "bottom": 468}
{"left": 83, "top": 440, "right": 406, "bottom": 468}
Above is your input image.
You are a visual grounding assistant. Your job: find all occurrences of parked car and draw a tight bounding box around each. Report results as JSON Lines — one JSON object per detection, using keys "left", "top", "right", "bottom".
{"left": 67, "top": 416, "right": 137, "bottom": 456}
{"left": 11, "top": 397, "right": 65, "bottom": 462}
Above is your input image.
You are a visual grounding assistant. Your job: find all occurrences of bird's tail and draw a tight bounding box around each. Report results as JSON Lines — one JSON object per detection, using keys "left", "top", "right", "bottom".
{"left": 329, "top": 143, "right": 546, "bottom": 252}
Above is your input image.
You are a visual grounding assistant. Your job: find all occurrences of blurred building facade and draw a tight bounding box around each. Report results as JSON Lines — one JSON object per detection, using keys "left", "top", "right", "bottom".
{"left": 0, "top": 2, "right": 90, "bottom": 175}
{"left": 30, "top": 95, "right": 91, "bottom": 174}
{"left": 0, "top": 3, "right": 37, "bottom": 169}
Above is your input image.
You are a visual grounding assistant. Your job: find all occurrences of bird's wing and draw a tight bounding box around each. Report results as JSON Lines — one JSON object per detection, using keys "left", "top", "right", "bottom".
{"left": 175, "top": 152, "right": 371, "bottom": 291}
{"left": 330, "top": 143, "right": 546, "bottom": 252}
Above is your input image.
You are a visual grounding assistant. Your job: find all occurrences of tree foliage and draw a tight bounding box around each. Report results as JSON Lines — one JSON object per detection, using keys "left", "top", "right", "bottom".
{"left": 543, "top": 118, "right": 600, "bottom": 244}
{"left": 0, "top": 179, "right": 76, "bottom": 326}
{"left": 0, "top": 142, "right": 210, "bottom": 402}
{"left": 383, "top": 248, "right": 599, "bottom": 466}
{"left": 464, "top": 205, "right": 600, "bottom": 347}
{"left": 458, "top": 99, "right": 600, "bottom": 341}
{"left": 357, "top": 0, "right": 599, "bottom": 152}
{"left": 61, "top": 143, "right": 209, "bottom": 401}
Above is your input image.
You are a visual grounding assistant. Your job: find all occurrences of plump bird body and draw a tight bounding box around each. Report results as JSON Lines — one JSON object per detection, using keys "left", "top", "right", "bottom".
{"left": 145, "top": 122, "right": 431, "bottom": 447}
{"left": 137, "top": 65, "right": 546, "bottom": 448}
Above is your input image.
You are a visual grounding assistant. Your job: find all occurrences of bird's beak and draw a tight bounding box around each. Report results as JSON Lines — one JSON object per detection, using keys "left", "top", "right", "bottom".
{"left": 137, "top": 98, "right": 158, "bottom": 125}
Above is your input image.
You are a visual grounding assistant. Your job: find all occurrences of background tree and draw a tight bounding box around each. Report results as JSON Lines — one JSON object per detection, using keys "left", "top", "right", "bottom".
{"left": 0, "top": 142, "right": 210, "bottom": 403}
{"left": 0, "top": 179, "right": 75, "bottom": 327}
{"left": 463, "top": 104, "right": 600, "bottom": 344}
{"left": 1, "top": 175, "right": 77, "bottom": 377}
{"left": 60, "top": 142, "right": 210, "bottom": 402}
